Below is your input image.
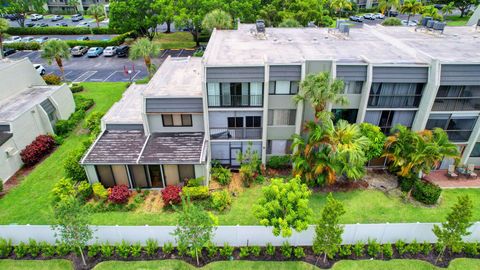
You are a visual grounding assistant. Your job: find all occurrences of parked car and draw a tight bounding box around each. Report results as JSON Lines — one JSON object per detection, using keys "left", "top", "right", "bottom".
{"left": 374, "top": 13, "right": 385, "bottom": 19}
{"left": 401, "top": 20, "right": 417, "bottom": 26}
{"left": 34, "top": 36, "right": 49, "bottom": 43}
{"left": 2, "top": 48, "right": 16, "bottom": 57}
{"left": 77, "top": 36, "right": 90, "bottom": 41}
{"left": 103, "top": 46, "right": 117, "bottom": 57}
{"left": 87, "top": 47, "right": 104, "bottom": 57}
{"left": 363, "top": 13, "right": 376, "bottom": 20}
{"left": 4, "top": 36, "right": 22, "bottom": 43}
{"left": 21, "top": 36, "right": 35, "bottom": 42}
{"left": 55, "top": 22, "right": 68, "bottom": 27}
{"left": 71, "top": 46, "right": 89, "bottom": 56}
{"left": 26, "top": 22, "right": 35, "bottom": 27}
{"left": 387, "top": 10, "right": 399, "bottom": 17}
{"left": 6, "top": 14, "right": 23, "bottom": 21}
{"left": 349, "top": 15, "right": 364, "bottom": 23}
{"left": 30, "top": 14, "right": 43, "bottom": 21}
{"left": 71, "top": 14, "right": 84, "bottom": 22}
{"left": 39, "top": 22, "right": 49, "bottom": 27}
{"left": 76, "top": 21, "right": 90, "bottom": 27}
{"left": 116, "top": 45, "right": 129, "bottom": 57}
{"left": 33, "top": 64, "right": 46, "bottom": 76}
{"left": 51, "top": 15, "right": 64, "bottom": 21}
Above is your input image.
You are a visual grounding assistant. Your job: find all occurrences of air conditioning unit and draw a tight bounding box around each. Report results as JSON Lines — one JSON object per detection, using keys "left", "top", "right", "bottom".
{"left": 4, "top": 147, "right": 17, "bottom": 157}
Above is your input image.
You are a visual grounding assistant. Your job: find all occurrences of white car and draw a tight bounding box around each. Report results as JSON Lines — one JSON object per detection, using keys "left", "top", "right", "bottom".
{"left": 374, "top": 13, "right": 385, "bottom": 19}
{"left": 21, "top": 36, "right": 35, "bottom": 42}
{"left": 76, "top": 22, "right": 90, "bottom": 27}
{"left": 4, "top": 36, "right": 21, "bottom": 44}
{"left": 30, "top": 14, "right": 43, "bottom": 21}
{"left": 402, "top": 20, "right": 417, "bottom": 26}
{"left": 103, "top": 46, "right": 117, "bottom": 57}
{"left": 34, "top": 64, "right": 46, "bottom": 76}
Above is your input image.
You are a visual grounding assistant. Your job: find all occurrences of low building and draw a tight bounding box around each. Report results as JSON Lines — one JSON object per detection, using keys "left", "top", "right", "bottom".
{"left": 0, "top": 58, "right": 75, "bottom": 181}
{"left": 46, "top": 0, "right": 109, "bottom": 14}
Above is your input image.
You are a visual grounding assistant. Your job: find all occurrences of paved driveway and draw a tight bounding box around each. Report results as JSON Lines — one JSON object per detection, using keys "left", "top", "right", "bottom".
{"left": 7, "top": 49, "right": 195, "bottom": 82}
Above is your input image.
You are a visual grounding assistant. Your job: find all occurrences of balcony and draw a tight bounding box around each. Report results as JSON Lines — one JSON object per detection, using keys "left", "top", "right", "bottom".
{"left": 432, "top": 98, "right": 480, "bottom": 111}
{"left": 208, "top": 95, "right": 263, "bottom": 108}
{"left": 446, "top": 130, "right": 472, "bottom": 142}
{"left": 210, "top": 127, "right": 262, "bottom": 140}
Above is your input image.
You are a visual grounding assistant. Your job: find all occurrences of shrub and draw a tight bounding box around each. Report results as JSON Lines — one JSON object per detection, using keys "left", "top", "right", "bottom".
{"left": 145, "top": 239, "right": 158, "bottom": 256}
{"left": 54, "top": 120, "right": 73, "bottom": 136}
{"left": 64, "top": 147, "right": 88, "bottom": 181}
{"left": 100, "top": 242, "right": 114, "bottom": 257}
{"left": 267, "top": 155, "right": 291, "bottom": 169}
{"left": 64, "top": 32, "right": 135, "bottom": 48}
{"left": 3, "top": 41, "right": 41, "bottom": 50}
{"left": 220, "top": 243, "right": 234, "bottom": 258}
{"left": 205, "top": 242, "right": 218, "bottom": 258}
{"left": 28, "top": 239, "right": 41, "bottom": 257}
{"left": 407, "top": 240, "right": 422, "bottom": 254}
{"left": 211, "top": 165, "right": 232, "bottom": 185}
{"left": 0, "top": 180, "right": 3, "bottom": 193}
{"left": 42, "top": 74, "right": 61, "bottom": 85}
{"left": 40, "top": 242, "right": 56, "bottom": 257}
{"left": 108, "top": 185, "right": 131, "bottom": 204}
{"left": 74, "top": 96, "right": 95, "bottom": 111}
{"left": 162, "top": 242, "right": 174, "bottom": 255}
{"left": 367, "top": 239, "right": 381, "bottom": 257}
{"left": 131, "top": 242, "right": 142, "bottom": 257}
{"left": 56, "top": 242, "right": 72, "bottom": 256}
{"left": 281, "top": 241, "right": 292, "bottom": 258}
{"left": 210, "top": 190, "right": 232, "bottom": 211}
{"left": 116, "top": 241, "right": 131, "bottom": 258}
{"left": 20, "top": 135, "right": 56, "bottom": 166}
{"left": 382, "top": 17, "right": 402, "bottom": 26}
{"left": 239, "top": 246, "right": 250, "bottom": 258}
{"left": 186, "top": 176, "right": 204, "bottom": 187}
{"left": 398, "top": 175, "right": 418, "bottom": 192}
{"left": 161, "top": 185, "right": 182, "bottom": 207}
{"left": 250, "top": 246, "right": 261, "bottom": 256}
{"left": 382, "top": 243, "right": 393, "bottom": 258}
{"left": 70, "top": 84, "right": 84, "bottom": 93}
{"left": 294, "top": 246, "right": 305, "bottom": 259}
{"left": 76, "top": 181, "right": 92, "bottom": 201}
{"left": 265, "top": 243, "right": 275, "bottom": 256}
{"left": 85, "top": 111, "right": 104, "bottom": 136}
{"left": 239, "top": 164, "right": 256, "bottom": 187}
{"left": 14, "top": 242, "right": 28, "bottom": 258}
{"left": 422, "top": 241, "right": 433, "bottom": 255}
{"left": 88, "top": 243, "right": 101, "bottom": 257}
{"left": 464, "top": 242, "right": 479, "bottom": 256}
{"left": 181, "top": 186, "right": 209, "bottom": 200}
{"left": 177, "top": 243, "right": 188, "bottom": 256}
{"left": 0, "top": 238, "right": 12, "bottom": 258}
{"left": 51, "top": 178, "right": 76, "bottom": 203}
{"left": 396, "top": 239, "right": 407, "bottom": 255}
{"left": 92, "top": 183, "right": 108, "bottom": 200}
{"left": 353, "top": 241, "right": 364, "bottom": 257}
{"left": 412, "top": 180, "right": 442, "bottom": 205}
{"left": 339, "top": 244, "right": 352, "bottom": 257}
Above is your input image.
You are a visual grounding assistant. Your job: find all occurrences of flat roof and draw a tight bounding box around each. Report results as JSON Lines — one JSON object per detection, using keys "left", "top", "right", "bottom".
{"left": 143, "top": 56, "right": 203, "bottom": 98}
{"left": 103, "top": 83, "right": 145, "bottom": 125}
{"left": 204, "top": 24, "right": 480, "bottom": 66}
{"left": 0, "top": 85, "right": 60, "bottom": 122}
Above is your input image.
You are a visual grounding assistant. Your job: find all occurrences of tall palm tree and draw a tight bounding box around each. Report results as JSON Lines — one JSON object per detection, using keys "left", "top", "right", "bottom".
{"left": 330, "top": 0, "right": 353, "bottom": 18}
{"left": 400, "top": 0, "right": 423, "bottom": 25}
{"left": 294, "top": 72, "right": 348, "bottom": 120}
{"left": 129, "top": 38, "right": 161, "bottom": 78}
{"left": 379, "top": 0, "right": 400, "bottom": 16}
{"left": 40, "top": 39, "right": 71, "bottom": 80}
{"left": 0, "top": 18, "right": 9, "bottom": 59}
{"left": 87, "top": 4, "right": 105, "bottom": 28}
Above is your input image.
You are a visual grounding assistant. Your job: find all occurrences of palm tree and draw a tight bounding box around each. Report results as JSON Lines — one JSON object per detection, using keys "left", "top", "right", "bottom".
{"left": 441, "top": 2, "right": 455, "bottom": 20}
{"left": 0, "top": 18, "right": 9, "bottom": 59}
{"left": 201, "top": 9, "right": 233, "bottom": 32}
{"left": 87, "top": 4, "right": 105, "bottom": 28}
{"left": 40, "top": 39, "right": 71, "bottom": 80}
{"left": 294, "top": 72, "right": 348, "bottom": 120}
{"left": 129, "top": 38, "right": 161, "bottom": 78}
{"left": 68, "top": 0, "right": 81, "bottom": 14}
{"left": 379, "top": 0, "right": 400, "bottom": 16}
{"left": 400, "top": 0, "right": 423, "bottom": 25}
{"left": 330, "top": 0, "right": 353, "bottom": 18}
{"left": 421, "top": 5, "right": 442, "bottom": 21}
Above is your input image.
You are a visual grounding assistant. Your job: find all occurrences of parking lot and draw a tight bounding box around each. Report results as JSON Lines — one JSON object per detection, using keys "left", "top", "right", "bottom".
{"left": 7, "top": 49, "right": 195, "bottom": 82}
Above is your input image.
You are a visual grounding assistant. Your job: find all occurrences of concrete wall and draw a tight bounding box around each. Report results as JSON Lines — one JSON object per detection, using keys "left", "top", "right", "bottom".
{"left": 0, "top": 58, "right": 45, "bottom": 101}
{"left": 49, "top": 84, "right": 75, "bottom": 120}
{"left": 267, "top": 126, "right": 295, "bottom": 140}
{"left": 147, "top": 114, "right": 204, "bottom": 133}
{"left": 209, "top": 111, "right": 263, "bottom": 127}
{"left": 268, "top": 95, "right": 296, "bottom": 109}
{"left": 0, "top": 138, "right": 22, "bottom": 181}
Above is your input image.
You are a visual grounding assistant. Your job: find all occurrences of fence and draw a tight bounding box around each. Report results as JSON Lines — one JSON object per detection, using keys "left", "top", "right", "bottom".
{"left": 0, "top": 223, "right": 479, "bottom": 246}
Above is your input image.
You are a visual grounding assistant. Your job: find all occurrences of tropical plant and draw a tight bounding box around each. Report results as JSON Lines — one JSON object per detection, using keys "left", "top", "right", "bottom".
{"left": 379, "top": 0, "right": 400, "bottom": 15}
{"left": 0, "top": 18, "right": 9, "bottom": 59}
{"left": 330, "top": 0, "right": 353, "bottom": 17}
{"left": 359, "top": 122, "right": 386, "bottom": 161}
{"left": 278, "top": 18, "right": 302, "bottom": 27}
{"left": 294, "top": 72, "right": 347, "bottom": 119}
{"left": 421, "top": 5, "right": 443, "bottom": 21}
{"left": 400, "top": 0, "right": 423, "bottom": 25}
{"left": 202, "top": 9, "right": 233, "bottom": 32}
{"left": 129, "top": 38, "right": 161, "bottom": 78}
{"left": 441, "top": 2, "right": 455, "bottom": 19}
{"left": 87, "top": 4, "right": 105, "bottom": 28}
{"left": 40, "top": 39, "right": 71, "bottom": 80}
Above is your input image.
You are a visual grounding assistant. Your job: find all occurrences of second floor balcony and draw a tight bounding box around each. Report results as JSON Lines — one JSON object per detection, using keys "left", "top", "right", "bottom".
{"left": 208, "top": 95, "right": 263, "bottom": 108}
{"left": 210, "top": 127, "right": 262, "bottom": 140}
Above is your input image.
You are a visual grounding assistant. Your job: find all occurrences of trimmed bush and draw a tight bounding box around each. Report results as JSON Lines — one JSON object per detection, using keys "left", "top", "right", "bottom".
{"left": 353, "top": 241, "right": 364, "bottom": 257}
{"left": 181, "top": 186, "right": 209, "bottom": 200}
{"left": 294, "top": 246, "right": 305, "bottom": 259}
{"left": 64, "top": 146, "right": 87, "bottom": 181}
{"left": 42, "top": 74, "right": 61, "bottom": 85}
{"left": 280, "top": 241, "right": 292, "bottom": 258}
{"left": 211, "top": 165, "right": 232, "bottom": 185}
{"left": 3, "top": 42, "right": 41, "bottom": 50}
{"left": 92, "top": 183, "right": 108, "bottom": 200}
{"left": 367, "top": 239, "right": 381, "bottom": 257}
{"left": 70, "top": 84, "right": 84, "bottom": 93}
{"left": 382, "top": 17, "right": 402, "bottom": 26}
{"left": 382, "top": 243, "right": 393, "bottom": 258}
{"left": 116, "top": 240, "right": 131, "bottom": 258}
{"left": 265, "top": 243, "right": 275, "bottom": 256}
{"left": 161, "top": 185, "right": 182, "bottom": 207}
{"left": 267, "top": 155, "right": 291, "bottom": 169}
{"left": 396, "top": 239, "right": 407, "bottom": 255}
{"left": 28, "top": 239, "right": 41, "bottom": 257}
{"left": 210, "top": 189, "right": 232, "bottom": 211}
{"left": 77, "top": 181, "right": 92, "bottom": 201}
{"left": 339, "top": 245, "right": 352, "bottom": 257}
{"left": 88, "top": 243, "right": 101, "bottom": 257}
{"left": 74, "top": 96, "right": 95, "bottom": 111}
{"left": 186, "top": 176, "right": 204, "bottom": 187}
{"left": 51, "top": 178, "right": 76, "bottom": 203}
{"left": 100, "top": 243, "right": 114, "bottom": 257}
{"left": 65, "top": 31, "right": 135, "bottom": 48}
{"left": 0, "top": 238, "right": 12, "bottom": 258}
{"left": 108, "top": 185, "right": 131, "bottom": 204}
{"left": 55, "top": 243, "right": 72, "bottom": 256}
{"left": 145, "top": 239, "right": 158, "bottom": 256}
{"left": 14, "top": 242, "right": 28, "bottom": 258}
{"left": 412, "top": 180, "right": 442, "bottom": 205}
{"left": 398, "top": 175, "right": 417, "bottom": 192}
{"left": 162, "top": 242, "right": 174, "bottom": 255}
{"left": 85, "top": 111, "right": 104, "bottom": 136}
{"left": 20, "top": 135, "right": 56, "bottom": 166}
{"left": 40, "top": 242, "right": 56, "bottom": 257}
{"left": 219, "top": 243, "right": 233, "bottom": 258}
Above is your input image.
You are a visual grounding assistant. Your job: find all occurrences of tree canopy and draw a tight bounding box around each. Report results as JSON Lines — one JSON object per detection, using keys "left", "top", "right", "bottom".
{"left": 202, "top": 9, "right": 233, "bottom": 32}
{"left": 109, "top": 0, "right": 159, "bottom": 39}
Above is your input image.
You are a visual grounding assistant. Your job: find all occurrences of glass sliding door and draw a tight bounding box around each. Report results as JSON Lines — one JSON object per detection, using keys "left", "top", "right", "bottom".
{"left": 128, "top": 165, "right": 149, "bottom": 188}
{"left": 148, "top": 165, "right": 164, "bottom": 188}
{"left": 111, "top": 165, "right": 129, "bottom": 187}
{"left": 96, "top": 165, "right": 115, "bottom": 188}
{"left": 164, "top": 165, "right": 180, "bottom": 186}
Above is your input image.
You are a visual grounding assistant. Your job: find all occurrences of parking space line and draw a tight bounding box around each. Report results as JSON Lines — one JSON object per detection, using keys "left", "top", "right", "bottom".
{"left": 131, "top": 70, "right": 141, "bottom": 80}
{"left": 103, "top": 71, "right": 119, "bottom": 82}
{"left": 73, "top": 71, "right": 97, "bottom": 82}
{"left": 176, "top": 49, "right": 184, "bottom": 57}
{"left": 160, "top": 49, "right": 169, "bottom": 58}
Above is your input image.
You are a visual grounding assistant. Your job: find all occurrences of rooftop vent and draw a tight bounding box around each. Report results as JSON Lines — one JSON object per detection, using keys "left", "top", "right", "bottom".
{"left": 426, "top": 20, "right": 436, "bottom": 28}
{"left": 339, "top": 23, "right": 350, "bottom": 35}
{"left": 256, "top": 19, "right": 265, "bottom": 33}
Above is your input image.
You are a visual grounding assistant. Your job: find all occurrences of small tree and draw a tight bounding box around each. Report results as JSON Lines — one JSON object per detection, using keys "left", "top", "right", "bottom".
{"left": 52, "top": 196, "right": 93, "bottom": 266}
{"left": 278, "top": 18, "right": 302, "bottom": 27}
{"left": 441, "top": 2, "right": 455, "bottom": 20}
{"left": 253, "top": 176, "right": 313, "bottom": 237}
{"left": 172, "top": 197, "right": 217, "bottom": 265}
{"left": 201, "top": 9, "right": 233, "bottom": 32}
{"left": 400, "top": 0, "right": 423, "bottom": 25}
{"left": 87, "top": 4, "right": 105, "bottom": 28}
{"left": 313, "top": 193, "right": 346, "bottom": 263}
{"left": 129, "top": 38, "right": 161, "bottom": 78}
{"left": 41, "top": 39, "right": 71, "bottom": 81}
{"left": 0, "top": 18, "right": 9, "bottom": 59}
{"left": 433, "top": 195, "right": 474, "bottom": 262}
{"left": 359, "top": 122, "right": 386, "bottom": 161}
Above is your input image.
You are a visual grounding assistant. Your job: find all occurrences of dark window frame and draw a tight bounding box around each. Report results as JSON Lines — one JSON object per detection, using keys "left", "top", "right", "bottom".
{"left": 162, "top": 114, "right": 193, "bottom": 127}
{"left": 269, "top": 81, "right": 299, "bottom": 95}
{"left": 470, "top": 142, "right": 480, "bottom": 158}
{"left": 207, "top": 82, "right": 264, "bottom": 107}
{"left": 368, "top": 82, "right": 424, "bottom": 108}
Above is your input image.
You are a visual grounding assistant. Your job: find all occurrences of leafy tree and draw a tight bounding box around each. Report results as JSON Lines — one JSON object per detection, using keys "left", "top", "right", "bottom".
{"left": 359, "top": 122, "right": 386, "bottom": 161}
{"left": 421, "top": 5, "right": 443, "bottom": 20}
{"left": 258, "top": 3, "right": 283, "bottom": 26}
{"left": 87, "top": 4, "right": 105, "bottom": 28}
{"left": 173, "top": 197, "right": 217, "bottom": 265}
{"left": 278, "top": 18, "right": 302, "bottom": 27}
{"left": 0, "top": 18, "right": 8, "bottom": 59}
{"left": 383, "top": 125, "right": 460, "bottom": 178}
{"left": 313, "top": 193, "right": 346, "bottom": 263}
{"left": 330, "top": 0, "right": 353, "bottom": 18}
{"left": 441, "top": 2, "right": 455, "bottom": 19}
{"left": 52, "top": 196, "right": 93, "bottom": 266}
{"left": 4, "top": 0, "right": 30, "bottom": 27}
{"left": 41, "top": 39, "right": 71, "bottom": 81}
{"left": 259, "top": 0, "right": 333, "bottom": 27}
{"left": 68, "top": 0, "right": 81, "bottom": 14}
{"left": 379, "top": 0, "right": 400, "bottom": 16}
{"left": 202, "top": 9, "right": 233, "bottom": 32}
{"left": 400, "top": 0, "right": 423, "bottom": 25}
{"left": 253, "top": 177, "right": 313, "bottom": 237}
{"left": 109, "top": 0, "right": 159, "bottom": 39}
{"left": 153, "top": 0, "right": 175, "bottom": 33}
{"left": 224, "top": 0, "right": 261, "bottom": 23}
{"left": 433, "top": 195, "right": 473, "bottom": 261}
{"left": 129, "top": 38, "right": 161, "bottom": 78}
{"left": 294, "top": 72, "right": 348, "bottom": 120}
{"left": 452, "top": 0, "right": 478, "bottom": 17}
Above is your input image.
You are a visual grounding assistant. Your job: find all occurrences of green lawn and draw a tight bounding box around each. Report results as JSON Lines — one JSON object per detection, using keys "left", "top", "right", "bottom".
{"left": 153, "top": 32, "right": 197, "bottom": 49}
{"left": 445, "top": 15, "right": 471, "bottom": 26}
{"left": 0, "top": 82, "right": 127, "bottom": 225}
{"left": 0, "top": 259, "right": 73, "bottom": 270}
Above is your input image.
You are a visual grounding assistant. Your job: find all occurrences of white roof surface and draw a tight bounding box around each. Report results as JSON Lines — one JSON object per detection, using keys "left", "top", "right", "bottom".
{"left": 103, "top": 83, "right": 146, "bottom": 124}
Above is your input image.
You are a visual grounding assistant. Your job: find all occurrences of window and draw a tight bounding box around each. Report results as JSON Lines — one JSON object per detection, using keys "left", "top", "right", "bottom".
{"left": 432, "top": 85, "right": 480, "bottom": 111}
{"left": 148, "top": 165, "right": 164, "bottom": 188}
{"left": 96, "top": 165, "right": 130, "bottom": 188}
{"left": 426, "top": 114, "right": 477, "bottom": 142}
{"left": 368, "top": 83, "right": 424, "bottom": 108}
{"left": 267, "top": 140, "right": 293, "bottom": 155}
{"left": 227, "top": 117, "right": 243, "bottom": 128}
{"left": 470, "top": 143, "right": 480, "bottom": 158}
{"left": 128, "top": 165, "right": 149, "bottom": 188}
{"left": 364, "top": 110, "right": 416, "bottom": 133}
{"left": 246, "top": 116, "right": 261, "bottom": 127}
{"left": 179, "top": 164, "right": 195, "bottom": 181}
{"left": 207, "top": 82, "right": 263, "bottom": 107}
{"left": 162, "top": 114, "right": 192, "bottom": 127}
{"left": 344, "top": 81, "right": 363, "bottom": 94}
{"left": 332, "top": 109, "right": 358, "bottom": 124}
{"left": 268, "top": 109, "right": 296, "bottom": 125}
{"left": 269, "top": 81, "right": 299, "bottom": 95}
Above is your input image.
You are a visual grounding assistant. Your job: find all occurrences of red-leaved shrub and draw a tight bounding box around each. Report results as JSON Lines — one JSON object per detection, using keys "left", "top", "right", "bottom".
{"left": 20, "top": 135, "right": 56, "bottom": 166}
{"left": 108, "top": 185, "right": 131, "bottom": 204}
{"left": 161, "top": 185, "right": 182, "bottom": 207}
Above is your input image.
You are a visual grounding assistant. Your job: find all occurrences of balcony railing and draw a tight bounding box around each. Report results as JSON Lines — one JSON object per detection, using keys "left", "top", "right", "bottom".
{"left": 210, "top": 127, "right": 262, "bottom": 140}
{"left": 368, "top": 95, "right": 422, "bottom": 108}
{"left": 446, "top": 130, "right": 473, "bottom": 142}
{"left": 208, "top": 95, "right": 263, "bottom": 107}
{"left": 432, "top": 98, "right": 480, "bottom": 111}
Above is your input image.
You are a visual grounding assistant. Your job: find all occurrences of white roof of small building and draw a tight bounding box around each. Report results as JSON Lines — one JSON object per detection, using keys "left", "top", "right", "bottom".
{"left": 102, "top": 83, "right": 146, "bottom": 124}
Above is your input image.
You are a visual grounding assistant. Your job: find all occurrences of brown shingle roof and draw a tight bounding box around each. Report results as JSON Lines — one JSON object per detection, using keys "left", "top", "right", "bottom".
{"left": 139, "top": 132, "right": 205, "bottom": 164}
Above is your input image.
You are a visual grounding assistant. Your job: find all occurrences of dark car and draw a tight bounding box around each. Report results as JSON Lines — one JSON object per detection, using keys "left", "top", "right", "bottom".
{"left": 51, "top": 15, "right": 64, "bottom": 21}
{"left": 116, "top": 45, "right": 129, "bottom": 57}
{"left": 349, "top": 15, "right": 364, "bottom": 23}
{"left": 55, "top": 22, "right": 68, "bottom": 27}
{"left": 3, "top": 48, "right": 16, "bottom": 57}
{"left": 387, "top": 10, "right": 399, "bottom": 17}
{"left": 39, "top": 22, "right": 49, "bottom": 27}
{"left": 26, "top": 22, "right": 35, "bottom": 27}
{"left": 77, "top": 36, "right": 90, "bottom": 41}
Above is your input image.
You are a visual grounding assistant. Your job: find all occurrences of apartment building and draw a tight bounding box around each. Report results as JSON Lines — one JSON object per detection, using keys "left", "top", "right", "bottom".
{"left": 46, "top": 0, "right": 109, "bottom": 14}
{"left": 82, "top": 23, "right": 480, "bottom": 189}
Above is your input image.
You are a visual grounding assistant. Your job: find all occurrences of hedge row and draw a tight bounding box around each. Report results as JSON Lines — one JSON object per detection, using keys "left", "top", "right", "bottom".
{"left": 6, "top": 27, "right": 120, "bottom": 35}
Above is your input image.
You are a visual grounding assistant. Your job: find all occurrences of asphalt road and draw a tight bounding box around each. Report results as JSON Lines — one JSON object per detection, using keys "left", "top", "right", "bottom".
{"left": 6, "top": 49, "right": 195, "bottom": 82}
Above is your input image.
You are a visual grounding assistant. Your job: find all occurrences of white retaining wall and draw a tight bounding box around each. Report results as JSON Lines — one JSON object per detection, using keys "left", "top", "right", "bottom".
{"left": 1, "top": 223, "right": 480, "bottom": 246}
